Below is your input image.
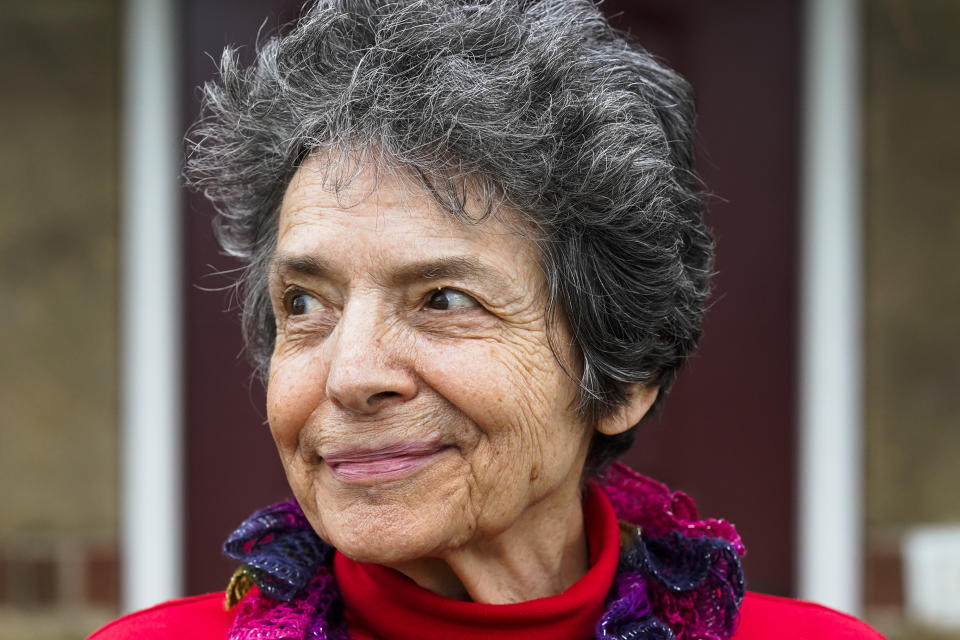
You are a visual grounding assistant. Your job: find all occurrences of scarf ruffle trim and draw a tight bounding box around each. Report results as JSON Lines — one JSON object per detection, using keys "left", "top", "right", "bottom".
{"left": 222, "top": 462, "right": 745, "bottom": 640}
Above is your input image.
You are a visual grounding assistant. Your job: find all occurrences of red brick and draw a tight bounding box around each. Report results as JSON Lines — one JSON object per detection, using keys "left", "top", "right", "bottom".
{"left": 5, "top": 553, "right": 58, "bottom": 607}
{"left": 865, "top": 545, "right": 904, "bottom": 608}
{"left": 0, "top": 554, "right": 7, "bottom": 603}
{"left": 85, "top": 545, "right": 119, "bottom": 606}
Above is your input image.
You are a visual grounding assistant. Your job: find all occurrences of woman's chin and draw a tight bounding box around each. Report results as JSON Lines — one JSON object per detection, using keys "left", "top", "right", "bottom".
{"left": 322, "top": 510, "right": 465, "bottom": 566}
{"left": 301, "top": 474, "right": 474, "bottom": 566}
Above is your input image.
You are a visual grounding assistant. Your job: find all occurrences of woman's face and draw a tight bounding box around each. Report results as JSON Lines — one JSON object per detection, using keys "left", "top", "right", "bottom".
{"left": 267, "top": 155, "right": 594, "bottom": 566}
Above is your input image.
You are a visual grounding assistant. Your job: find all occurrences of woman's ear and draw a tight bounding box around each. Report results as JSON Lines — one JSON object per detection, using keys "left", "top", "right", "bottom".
{"left": 595, "top": 385, "right": 660, "bottom": 436}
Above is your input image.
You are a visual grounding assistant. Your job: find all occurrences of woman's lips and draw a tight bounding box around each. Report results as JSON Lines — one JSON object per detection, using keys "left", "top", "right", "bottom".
{"left": 324, "top": 442, "right": 450, "bottom": 483}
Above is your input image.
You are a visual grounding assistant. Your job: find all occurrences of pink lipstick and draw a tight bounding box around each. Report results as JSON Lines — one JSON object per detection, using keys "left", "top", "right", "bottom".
{"left": 324, "top": 441, "right": 450, "bottom": 483}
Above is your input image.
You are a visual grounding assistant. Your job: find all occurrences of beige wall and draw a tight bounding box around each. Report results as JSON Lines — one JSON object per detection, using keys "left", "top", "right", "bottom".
{"left": 864, "top": 1, "right": 960, "bottom": 638}
{"left": 0, "top": 1, "right": 119, "bottom": 638}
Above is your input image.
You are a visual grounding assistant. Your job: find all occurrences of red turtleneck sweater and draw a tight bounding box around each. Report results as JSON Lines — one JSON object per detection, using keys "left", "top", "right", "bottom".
{"left": 334, "top": 484, "right": 619, "bottom": 640}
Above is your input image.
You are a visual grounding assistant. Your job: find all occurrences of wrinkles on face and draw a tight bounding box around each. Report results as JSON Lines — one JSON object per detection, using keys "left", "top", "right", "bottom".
{"left": 266, "top": 154, "right": 594, "bottom": 602}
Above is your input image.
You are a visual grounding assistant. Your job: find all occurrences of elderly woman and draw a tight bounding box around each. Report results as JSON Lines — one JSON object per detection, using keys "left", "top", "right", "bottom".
{"left": 92, "top": 1, "right": 884, "bottom": 639}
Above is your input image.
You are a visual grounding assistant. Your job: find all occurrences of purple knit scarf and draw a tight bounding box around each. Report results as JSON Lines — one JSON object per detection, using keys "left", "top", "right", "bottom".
{"left": 222, "top": 463, "right": 745, "bottom": 640}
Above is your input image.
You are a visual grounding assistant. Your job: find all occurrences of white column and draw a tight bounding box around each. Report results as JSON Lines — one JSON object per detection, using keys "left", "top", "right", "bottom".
{"left": 120, "top": 0, "right": 182, "bottom": 612}
{"left": 797, "top": 0, "right": 864, "bottom": 616}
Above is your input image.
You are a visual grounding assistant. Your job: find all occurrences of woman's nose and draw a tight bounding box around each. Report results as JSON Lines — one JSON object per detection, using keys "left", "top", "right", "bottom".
{"left": 324, "top": 306, "right": 417, "bottom": 414}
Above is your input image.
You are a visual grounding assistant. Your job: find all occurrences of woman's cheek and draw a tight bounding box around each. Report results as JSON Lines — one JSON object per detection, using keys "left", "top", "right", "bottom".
{"left": 267, "top": 347, "right": 324, "bottom": 446}
{"left": 416, "top": 336, "right": 554, "bottom": 451}
{"left": 416, "top": 339, "right": 506, "bottom": 399}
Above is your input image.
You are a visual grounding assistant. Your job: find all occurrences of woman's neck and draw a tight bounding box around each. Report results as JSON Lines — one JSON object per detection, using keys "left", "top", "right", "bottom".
{"left": 387, "top": 479, "right": 588, "bottom": 604}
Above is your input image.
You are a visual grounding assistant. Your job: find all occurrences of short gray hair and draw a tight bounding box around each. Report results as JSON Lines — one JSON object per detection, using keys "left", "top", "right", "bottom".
{"left": 185, "top": 0, "right": 714, "bottom": 474}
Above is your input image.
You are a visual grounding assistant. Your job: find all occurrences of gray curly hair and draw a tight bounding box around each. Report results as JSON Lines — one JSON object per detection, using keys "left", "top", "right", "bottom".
{"left": 185, "top": 0, "right": 714, "bottom": 473}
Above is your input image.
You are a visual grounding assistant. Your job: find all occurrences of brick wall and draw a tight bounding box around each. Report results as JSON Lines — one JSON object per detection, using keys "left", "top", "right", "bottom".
{"left": 0, "top": 1, "right": 120, "bottom": 638}
{"left": 864, "top": 1, "right": 960, "bottom": 638}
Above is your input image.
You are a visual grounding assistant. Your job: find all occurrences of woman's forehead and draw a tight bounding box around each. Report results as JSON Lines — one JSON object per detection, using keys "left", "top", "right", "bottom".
{"left": 275, "top": 154, "right": 542, "bottom": 286}
{"left": 282, "top": 153, "right": 434, "bottom": 217}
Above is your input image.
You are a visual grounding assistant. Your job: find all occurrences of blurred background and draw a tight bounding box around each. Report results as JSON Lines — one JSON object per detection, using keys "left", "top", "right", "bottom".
{"left": 1, "top": 0, "right": 958, "bottom": 638}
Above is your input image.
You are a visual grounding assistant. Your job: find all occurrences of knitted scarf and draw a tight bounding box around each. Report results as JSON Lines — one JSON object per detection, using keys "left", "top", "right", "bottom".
{"left": 222, "top": 462, "right": 745, "bottom": 640}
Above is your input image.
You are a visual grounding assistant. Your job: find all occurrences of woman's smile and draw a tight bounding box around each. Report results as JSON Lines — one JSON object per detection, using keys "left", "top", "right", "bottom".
{"left": 324, "top": 441, "right": 454, "bottom": 485}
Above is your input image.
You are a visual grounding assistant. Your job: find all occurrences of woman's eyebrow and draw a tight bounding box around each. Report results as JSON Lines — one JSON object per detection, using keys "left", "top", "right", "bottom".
{"left": 272, "top": 254, "right": 334, "bottom": 280}
{"left": 272, "top": 253, "right": 512, "bottom": 292}
{"left": 390, "top": 256, "right": 512, "bottom": 291}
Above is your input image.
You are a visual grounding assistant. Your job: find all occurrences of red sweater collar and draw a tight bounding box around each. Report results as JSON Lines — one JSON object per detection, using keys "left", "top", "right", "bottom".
{"left": 334, "top": 484, "right": 621, "bottom": 640}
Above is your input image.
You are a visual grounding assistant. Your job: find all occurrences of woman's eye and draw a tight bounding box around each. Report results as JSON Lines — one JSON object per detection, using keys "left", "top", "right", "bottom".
{"left": 425, "top": 288, "right": 479, "bottom": 310}
{"left": 284, "top": 290, "right": 322, "bottom": 315}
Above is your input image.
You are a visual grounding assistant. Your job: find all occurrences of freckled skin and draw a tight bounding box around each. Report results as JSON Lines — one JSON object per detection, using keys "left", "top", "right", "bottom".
{"left": 266, "top": 156, "right": 652, "bottom": 604}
